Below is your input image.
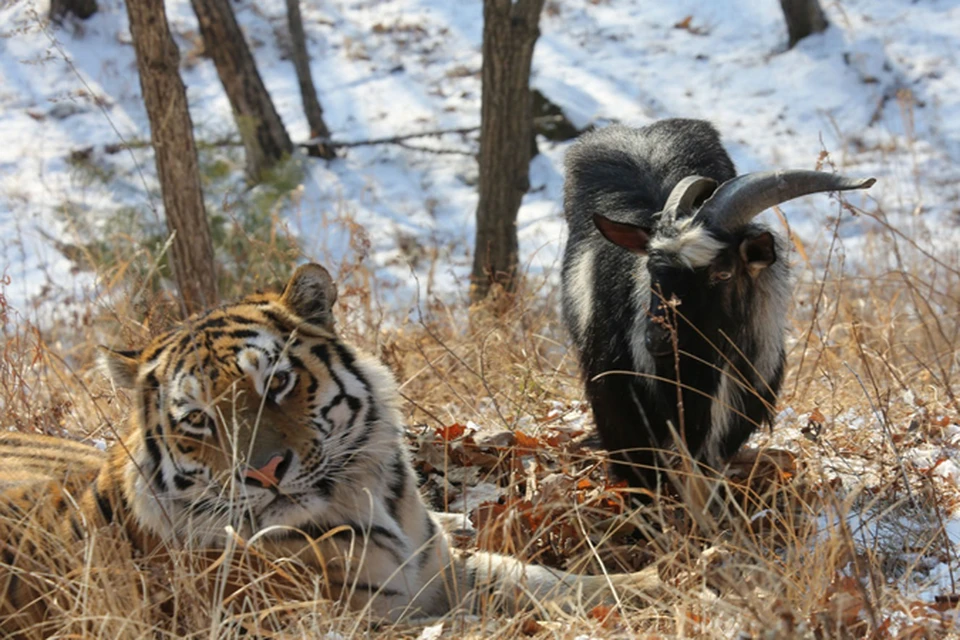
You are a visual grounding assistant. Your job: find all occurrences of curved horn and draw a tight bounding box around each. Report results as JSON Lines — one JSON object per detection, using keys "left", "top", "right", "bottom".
{"left": 695, "top": 170, "right": 876, "bottom": 230}
{"left": 659, "top": 175, "right": 718, "bottom": 225}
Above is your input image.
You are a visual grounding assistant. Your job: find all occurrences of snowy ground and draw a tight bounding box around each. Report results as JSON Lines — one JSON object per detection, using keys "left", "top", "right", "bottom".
{"left": 2, "top": 0, "right": 959, "bottom": 319}
{"left": 2, "top": 0, "right": 960, "bottom": 618}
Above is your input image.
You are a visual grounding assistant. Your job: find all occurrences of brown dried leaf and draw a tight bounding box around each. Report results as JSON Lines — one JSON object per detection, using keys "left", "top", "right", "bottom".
{"left": 820, "top": 575, "right": 867, "bottom": 633}
{"left": 587, "top": 604, "right": 620, "bottom": 627}
{"left": 519, "top": 618, "right": 542, "bottom": 636}
{"left": 542, "top": 430, "right": 571, "bottom": 447}
{"left": 436, "top": 423, "right": 467, "bottom": 441}
{"left": 515, "top": 431, "right": 540, "bottom": 452}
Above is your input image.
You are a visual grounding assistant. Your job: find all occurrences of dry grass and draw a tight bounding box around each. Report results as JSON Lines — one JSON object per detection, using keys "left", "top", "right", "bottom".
{"left": 2, "top": 175, "right": 960, "bottom": 638}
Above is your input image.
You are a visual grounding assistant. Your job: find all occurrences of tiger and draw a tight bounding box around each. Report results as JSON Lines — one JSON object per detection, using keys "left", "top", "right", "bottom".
{"left": 0, "top": 432, "right": 105, "bottom": 493}
{"left": 0, "top": 263, "right": 660, "bottom": 636}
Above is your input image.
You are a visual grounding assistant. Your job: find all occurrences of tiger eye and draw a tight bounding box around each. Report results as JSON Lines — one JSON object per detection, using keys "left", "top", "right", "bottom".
{"left": 183, "top": 409, "right": 215, "bottom": 432}
{"left": 268, "top": 371, "right": 289, "bottom": 394}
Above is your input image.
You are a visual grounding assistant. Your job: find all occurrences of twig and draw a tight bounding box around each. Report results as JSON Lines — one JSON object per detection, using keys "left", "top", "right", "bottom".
{"left": 302, "top": 114, "right": 567, "bottom": 154}
{"left": 302, "top": 125, "right": 480, "bottom": 149}
{"left": 95, "top": 116, "right": 572, "bottom": 159}
{"left": 100, "top": 127, "right": 480, "bottom": 157}
{"left": 102, "top": 134, "right": 242, "bottom": 155}
{"left": 925, "top": 475, "right": 958, "bottom": 594}
{"left": 394, "top": 142, "right": 473, "bottom": 155}
{"left": 788, "top": 198, "right": 844, "bottom": 403}
{"left": 397, "top": 390, "right": 446, "bottom": 429}
{"left": 842, "top": 361, "right": 919, "bottom": 511}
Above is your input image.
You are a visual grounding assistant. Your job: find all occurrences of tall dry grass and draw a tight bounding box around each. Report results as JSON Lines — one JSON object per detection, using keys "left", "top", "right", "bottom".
{"left": 2, "top": 153, "right": 959, "bottom": 637}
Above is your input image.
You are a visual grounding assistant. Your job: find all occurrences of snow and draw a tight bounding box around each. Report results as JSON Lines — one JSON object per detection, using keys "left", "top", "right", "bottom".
{"left": 446, "top": 480, "right": 500, "bottom": 518}
{"left": 2, "top": 0, "right": 960, "bottom": 610}
{"left": 2, "top": 0, "right": 959, "bottom": 320}
{"left": 755, "top": 404, "right": 960, "bottom": 606}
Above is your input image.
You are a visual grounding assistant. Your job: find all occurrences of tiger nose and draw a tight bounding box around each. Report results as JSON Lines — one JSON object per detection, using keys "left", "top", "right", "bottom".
{"left": 243, "top": 451, "right": 292, "bottom": 489}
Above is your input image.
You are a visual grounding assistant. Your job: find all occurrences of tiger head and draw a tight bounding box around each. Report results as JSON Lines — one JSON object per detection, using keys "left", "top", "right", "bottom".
{"left": 101, "top": 264, "right": 403, "bottom": 547}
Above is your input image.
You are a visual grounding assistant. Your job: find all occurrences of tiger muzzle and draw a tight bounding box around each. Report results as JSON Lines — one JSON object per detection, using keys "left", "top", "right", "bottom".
{"left": 243, "top": 451, "right": 292, "bottom": 489}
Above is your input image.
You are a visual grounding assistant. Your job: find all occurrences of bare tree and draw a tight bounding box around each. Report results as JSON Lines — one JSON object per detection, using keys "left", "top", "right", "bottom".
{"left": 470, "top": 0, "right": 546, "bottom": 303}
{"left": 126, "top": 0, "right": 218, "bottom": 314}
{"left": 285, "top": 0, "right": 335, "bottom": 159}
{"left": 50, "top": 0, "right": 97, "bottom": 21}
{"left": 191, "top": 0, "right": 293, "bottom": 182}
{"left": 780, "top": 0, "right": 829, "bottom": 48}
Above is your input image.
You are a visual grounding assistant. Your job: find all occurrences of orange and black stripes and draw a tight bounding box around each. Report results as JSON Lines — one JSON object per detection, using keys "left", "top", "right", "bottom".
{"left": 0, "top": 432, "right": 104, "bottom": 493}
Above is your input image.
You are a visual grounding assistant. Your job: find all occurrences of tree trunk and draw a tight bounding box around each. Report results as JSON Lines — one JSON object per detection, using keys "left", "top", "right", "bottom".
{"left": 125, "top": 0, "right": 219, "bottom": 315}
{"left": 50, "top": 0, "right": 97, "bottom": 21}
{"left": 470, "top": 0, "right": 545, "bottom": 303}
{"left": 780, "top": 0, "right": 829, "bottom": 49}
{"left": 191, "top": 0, "right": 294, "bottom": 182}
{"left": 285, "top": 0, "right": 336, "bottom": 160}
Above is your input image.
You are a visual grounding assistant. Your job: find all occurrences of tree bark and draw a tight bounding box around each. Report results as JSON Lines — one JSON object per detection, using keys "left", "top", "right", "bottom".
{"left": 191, "top": 0, "right": 294, "bottom": 182}
{"left": 285, "top": 0, "right": 335, "bottom": 160}
{"left": 470, "top": 0, "right": 545, "bottom": 303}
{"left": 50, "top": 0, "right": 97, "bottom": 21}
{"left": 780, "top": 0, "right": 829, "bottom": 49}
{"left": 125, "top": 0, "right": 219, "bottom": 314}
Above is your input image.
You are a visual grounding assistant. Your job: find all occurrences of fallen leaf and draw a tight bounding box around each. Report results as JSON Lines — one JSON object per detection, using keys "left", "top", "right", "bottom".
{"left": 515, "top": 431, "right": 540, "bottom": 451}
{"left": 519, "top": 617, "right": 542, "bottom": 636}
{"left": 436, "top": 423, "right": 467, "bottom": 441}
{"left": 587, "top": 604, "right": 620, "bottom": 627}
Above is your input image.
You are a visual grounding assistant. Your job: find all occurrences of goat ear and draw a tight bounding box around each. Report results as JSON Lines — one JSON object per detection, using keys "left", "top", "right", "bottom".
{"left": 593, "top": 213, "right": 651, "bottom": 254}
{"left": 98, "top": 347, "right": 141, "bottom": 389}
{"left": 739, "top": 232, "right": 776, "bottom": 277}
{"left": 280, "top": 263, "right": 338, "bottom": 329}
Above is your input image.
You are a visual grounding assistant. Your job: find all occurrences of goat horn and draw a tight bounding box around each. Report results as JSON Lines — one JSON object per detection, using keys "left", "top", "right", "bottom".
{"left": 695, "top": 170, "right": 876, "bottom": 231}
{"left": 659, "top": 175, "right": 718, "bottom": 225}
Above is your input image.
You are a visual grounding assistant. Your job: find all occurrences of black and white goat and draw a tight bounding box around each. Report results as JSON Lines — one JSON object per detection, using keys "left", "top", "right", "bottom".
{"left": 561, "top": 119, "right": 874, "bottom": 490}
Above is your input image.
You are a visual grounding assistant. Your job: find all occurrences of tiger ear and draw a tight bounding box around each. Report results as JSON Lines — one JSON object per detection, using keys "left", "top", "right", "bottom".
{"left": 98, "top": 347, "right": 141, "bottom": 389}
{"left": 280, "top": 263, "right": 338, "bottom": 329}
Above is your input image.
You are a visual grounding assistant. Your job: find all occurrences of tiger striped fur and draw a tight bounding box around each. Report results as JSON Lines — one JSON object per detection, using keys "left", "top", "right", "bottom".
{"left": 0, "top": 264, "right": 659, "bottom": 635}
{"left": 0, "top": 432, "right": 105, "bottom": 493}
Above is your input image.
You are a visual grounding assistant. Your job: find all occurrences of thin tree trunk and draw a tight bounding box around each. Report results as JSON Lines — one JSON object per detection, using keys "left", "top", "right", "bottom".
{"left": 285, "top": 0, "right": 335, "bottom": 160}
{"left": 125, "top": 0, "right": 218, "bottom": 314}
{"left": 470, "top": 0, "right": 545, "bottom": 303}
{"left": 191, "top": 0, "right": 293, "bottom": 182}
{"left": 50, "top": 0, "right": 97, "bottom": 21}
{"left": 780, "top": 0, "right": 829, "bottom": 49}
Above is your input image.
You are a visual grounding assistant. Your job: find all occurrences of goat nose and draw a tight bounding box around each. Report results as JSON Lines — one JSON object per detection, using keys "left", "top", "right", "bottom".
{"left": 243, "top": 451, "right": 292, "bottom": 489}
{"left": 645, "top": 324, "right": 674, "bottom": 357}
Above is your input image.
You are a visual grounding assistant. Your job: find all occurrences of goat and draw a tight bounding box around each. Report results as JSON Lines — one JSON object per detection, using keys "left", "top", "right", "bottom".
{"left": 561, "top": 119, "right": 874, "bottom": 491}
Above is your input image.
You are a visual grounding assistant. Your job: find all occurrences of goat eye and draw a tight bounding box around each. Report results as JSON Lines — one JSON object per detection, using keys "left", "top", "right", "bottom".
{"left": 715, "top": 271, "right": 733, "bottom": 281}
{"left": 267, "top": 371, "right": 290, "bottom": 397}
{"left": 181, "top": 410, "right": 215, "bottom": 434}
